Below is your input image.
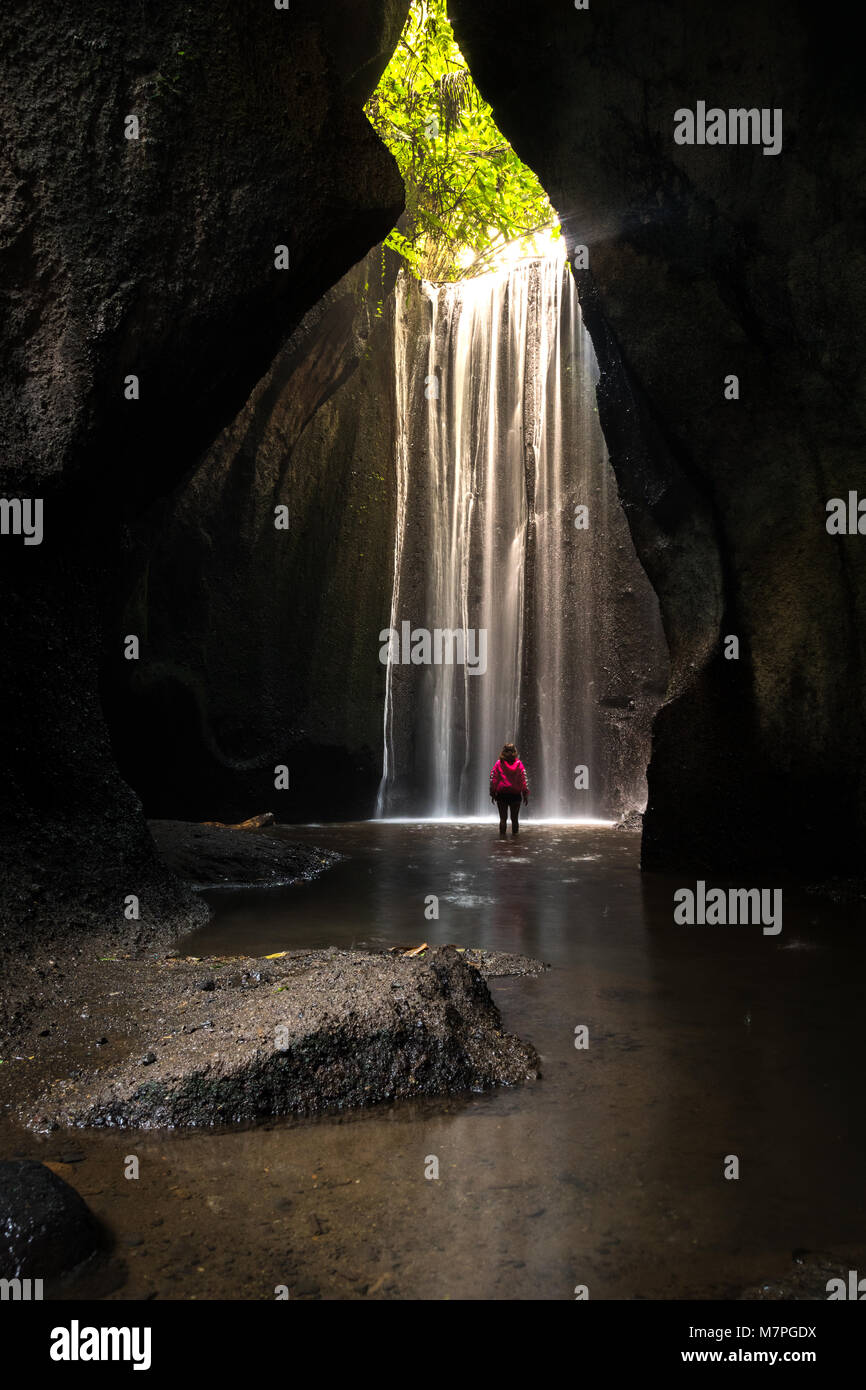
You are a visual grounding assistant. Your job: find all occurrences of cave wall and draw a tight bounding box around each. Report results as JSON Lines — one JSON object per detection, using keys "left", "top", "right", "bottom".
{"left": 0, "top": 0, "right": 410, "bottom": 943}
{"left": 104, "top": 247, "right": 403, "bottom": 823}
{"left": 449, "top": 0, "right": 866, "bottom": 873}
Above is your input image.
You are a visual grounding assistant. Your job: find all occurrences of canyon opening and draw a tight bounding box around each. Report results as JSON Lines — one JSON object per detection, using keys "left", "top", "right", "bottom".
{"left": 1, "top": 0, "right": 864, "bottom": 1349}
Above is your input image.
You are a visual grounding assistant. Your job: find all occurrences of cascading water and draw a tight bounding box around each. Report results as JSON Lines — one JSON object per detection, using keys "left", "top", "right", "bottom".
{"left": 377, "top": 243, "right": 668, "bottom": 821}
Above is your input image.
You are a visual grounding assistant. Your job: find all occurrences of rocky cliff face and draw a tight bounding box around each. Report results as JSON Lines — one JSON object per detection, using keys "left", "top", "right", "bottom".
{"left": 0, "top": 1, "right": 409, "bottom": 944}
{"left": 449, "top": 0, "right": 866, "bottom": 873}
{"left": 104, "top": 246, "right": 403, "bottom": 823}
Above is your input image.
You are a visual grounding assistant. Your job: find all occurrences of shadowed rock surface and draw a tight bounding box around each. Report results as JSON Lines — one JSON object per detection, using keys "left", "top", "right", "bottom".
{"left": 103, "top": 246, "right": 404, "bottom": 823}
{"left": 148, "top": 820, "right": 342, "bottom": 888}
{"left": 0, "top": 1158, "right": 101, "bottom": 1278}
{"left": 26, "top": 947, "right": 542, "bottom": 1130}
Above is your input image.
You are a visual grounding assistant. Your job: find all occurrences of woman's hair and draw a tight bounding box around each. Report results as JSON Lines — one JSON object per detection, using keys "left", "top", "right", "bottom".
{"left": 500, "top": 742, "right": 518, "bottom": 762}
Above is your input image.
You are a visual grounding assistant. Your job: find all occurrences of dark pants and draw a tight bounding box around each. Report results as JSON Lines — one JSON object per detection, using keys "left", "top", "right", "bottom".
{"left": 496, "top": 792, "right": 522, "bottom": 834}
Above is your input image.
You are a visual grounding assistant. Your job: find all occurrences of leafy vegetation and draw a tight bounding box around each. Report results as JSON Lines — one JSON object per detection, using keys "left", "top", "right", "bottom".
{"left": 365, "top": 0, "right": 558, "bottom": 282}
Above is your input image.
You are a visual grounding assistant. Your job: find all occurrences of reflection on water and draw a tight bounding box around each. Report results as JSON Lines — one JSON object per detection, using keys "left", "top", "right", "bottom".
{"left": 169, "top": 822, "right": 866, "bottom": 1298}
{"left": 11, "top": 822, "right": 864, "bottom": 1300}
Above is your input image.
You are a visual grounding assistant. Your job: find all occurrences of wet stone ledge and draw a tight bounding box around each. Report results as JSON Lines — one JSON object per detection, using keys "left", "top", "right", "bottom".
{"left": 148, "top": 819, "right": 343, "bottom": 889}
{"left": 25, "top": 947, "right": 544, "bottom": 1131}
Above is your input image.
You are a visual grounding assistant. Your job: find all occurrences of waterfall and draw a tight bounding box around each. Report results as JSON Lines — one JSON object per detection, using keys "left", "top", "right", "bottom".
{"left": 377, "top": 244, "right": 667, "bottom": 820}
{"left": 375, "top": 279, "right": 412, "bottom": 818}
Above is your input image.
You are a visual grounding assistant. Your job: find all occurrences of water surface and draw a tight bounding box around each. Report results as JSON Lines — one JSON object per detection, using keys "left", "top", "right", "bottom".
{"left": 11, "top": 821, "right": 865, "bottom": 1300}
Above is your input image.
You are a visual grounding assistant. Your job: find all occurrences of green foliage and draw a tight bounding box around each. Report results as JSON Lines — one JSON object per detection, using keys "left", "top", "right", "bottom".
{"left": 365, "top": 0, "right": 558, "bottom": 282}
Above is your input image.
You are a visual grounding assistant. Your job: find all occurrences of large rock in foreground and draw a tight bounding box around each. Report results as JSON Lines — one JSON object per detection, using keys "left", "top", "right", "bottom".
{"left": 29, "top": 947, "right": 541, "bottom": 1130}
{"left": 0, "top": 1159, "right": 101, "bottom": 1278}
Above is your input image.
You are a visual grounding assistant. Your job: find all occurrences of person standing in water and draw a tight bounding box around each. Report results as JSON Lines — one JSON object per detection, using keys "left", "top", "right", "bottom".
{"left": 489, "top": 742, "right": 529, "bottom": 837}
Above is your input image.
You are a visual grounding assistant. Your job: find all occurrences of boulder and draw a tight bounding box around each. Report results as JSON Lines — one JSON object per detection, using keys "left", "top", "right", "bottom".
{"left": 0, "top": 1159, "right": 101, "bottom": 1279}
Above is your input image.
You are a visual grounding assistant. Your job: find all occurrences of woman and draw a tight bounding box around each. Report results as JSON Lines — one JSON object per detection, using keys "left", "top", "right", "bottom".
{"left": 489, "top": 742, "right": 530, "bottom": 837}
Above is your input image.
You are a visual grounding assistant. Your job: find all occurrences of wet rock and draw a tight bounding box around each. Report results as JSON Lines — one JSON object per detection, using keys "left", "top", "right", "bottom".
{"left": 30, "top": 948, "right": 541, "bottom": 1130}
{"left": 739, "top": 1249, "right": 859, "bottom": 1300}
{"left": 465, "top": 950, "right": 548, "bottom": 979}
{"left": 0, "top": 1159, "right": 101, "bottom": 1278}
{"left": 149, "top": 820, "right": 342, "bottom": 890}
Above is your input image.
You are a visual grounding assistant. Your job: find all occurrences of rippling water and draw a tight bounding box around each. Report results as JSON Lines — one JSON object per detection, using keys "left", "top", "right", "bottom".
{"left": 8, "top": 822, "right": 864, "bottom": 1300}
{"left": 178, "top": 822, "right": 866, "bottom": 1298}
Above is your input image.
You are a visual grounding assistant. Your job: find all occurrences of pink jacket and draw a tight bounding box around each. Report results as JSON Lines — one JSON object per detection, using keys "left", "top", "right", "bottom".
{"left": 490, "top": 758, "right": 529, "bottom": 797}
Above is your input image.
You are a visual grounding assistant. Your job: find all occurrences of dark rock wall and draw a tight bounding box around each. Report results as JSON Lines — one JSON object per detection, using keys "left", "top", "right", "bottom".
{"left": 449, "top": 0, "right": 866, "bottom": 873}
{"left": 0, "top": 0, "right": 409, "bottom": 938}
{"left": 104, "top": 247, "right": 402, "bottom": 823}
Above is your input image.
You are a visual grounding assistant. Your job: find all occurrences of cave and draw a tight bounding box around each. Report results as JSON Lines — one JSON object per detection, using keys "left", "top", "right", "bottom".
{"left": 1, "top": 0, "right": 865, "bottom": 1328}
